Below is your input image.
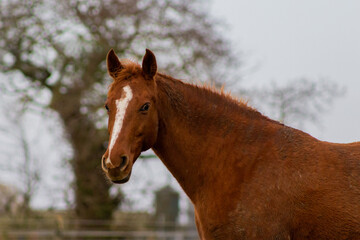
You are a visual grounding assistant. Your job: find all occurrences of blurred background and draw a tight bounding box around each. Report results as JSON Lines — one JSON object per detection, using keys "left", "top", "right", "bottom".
{"left": 0, "top": 0, "right": 359, "bottom": 239}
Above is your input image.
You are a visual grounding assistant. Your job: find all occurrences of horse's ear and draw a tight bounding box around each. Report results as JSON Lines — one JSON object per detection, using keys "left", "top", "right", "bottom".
{"left": 107, "top": 49, "right": 123, "bottom": 78}
{"left": 142, "top": 49, "right": 157, "bottom": 80}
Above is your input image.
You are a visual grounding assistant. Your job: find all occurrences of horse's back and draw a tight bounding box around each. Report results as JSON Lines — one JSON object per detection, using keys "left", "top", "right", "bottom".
{"left": 290, "top": 140, "right": 360, "bottom": 239}
{"left": 228, "top": 138, "right": 360, "bottom": 239}
{"left": 195, "top": 126, "right": 360, "bottom": 239}
{"left": 322, "top": 141, "right": 360, "bottom": 190}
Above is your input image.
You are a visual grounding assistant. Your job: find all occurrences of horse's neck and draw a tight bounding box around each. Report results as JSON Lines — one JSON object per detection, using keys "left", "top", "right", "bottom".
{"left": 152, "top": 76, "right": 280, "bottom": 203}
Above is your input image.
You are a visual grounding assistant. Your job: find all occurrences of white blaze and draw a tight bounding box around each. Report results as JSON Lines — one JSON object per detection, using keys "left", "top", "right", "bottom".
{"left": 106, "top": 85, "right": 133, "bottom": 165}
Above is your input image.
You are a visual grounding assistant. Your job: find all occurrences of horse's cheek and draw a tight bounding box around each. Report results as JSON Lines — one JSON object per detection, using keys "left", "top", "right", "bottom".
{"left": 143, "top": 113, "right": 159, "bottom": 150}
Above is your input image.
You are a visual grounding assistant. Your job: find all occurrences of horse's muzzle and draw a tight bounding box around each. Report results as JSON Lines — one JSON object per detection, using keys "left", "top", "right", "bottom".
{"left": 101, "top": 155, "right": 132, "bottom": 184}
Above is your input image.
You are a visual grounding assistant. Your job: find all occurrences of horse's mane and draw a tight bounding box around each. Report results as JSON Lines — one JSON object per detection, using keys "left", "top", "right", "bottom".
{"left": 156, "top": 73, "right": 280, "bottom": 125}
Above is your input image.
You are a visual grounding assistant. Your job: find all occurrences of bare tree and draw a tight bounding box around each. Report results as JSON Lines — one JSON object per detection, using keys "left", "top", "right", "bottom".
{"left": 0, "top": 183, "right": 22, "bottom": 216}
{"left": 0, "top": 0, "right": 238, "bottom": 220}
{"left": 246, "top": 78, "right": 345, "bottom": 129}
{"left": 0, "top": 105, "right": 41, "bottom": 217}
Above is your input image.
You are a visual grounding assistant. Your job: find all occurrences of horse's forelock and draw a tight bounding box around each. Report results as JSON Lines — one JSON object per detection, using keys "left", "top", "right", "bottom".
{"left": 108, "top": 60, "right": 142, "bottom": 92}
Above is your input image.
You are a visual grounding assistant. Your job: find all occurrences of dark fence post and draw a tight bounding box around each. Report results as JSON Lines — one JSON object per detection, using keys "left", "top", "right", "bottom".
{"left": 154, "top": 185, "right": 179, "bottom": 231}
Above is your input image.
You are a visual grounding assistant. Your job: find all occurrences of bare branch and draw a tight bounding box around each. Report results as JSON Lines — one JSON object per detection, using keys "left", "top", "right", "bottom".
{"left": 247, "top": 78, "right": 346, "bottom": 128}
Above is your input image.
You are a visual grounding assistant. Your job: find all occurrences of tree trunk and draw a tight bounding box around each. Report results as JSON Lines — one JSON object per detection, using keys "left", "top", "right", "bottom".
{"left": 50, "top": 88, "right": 120, "bottom": 221}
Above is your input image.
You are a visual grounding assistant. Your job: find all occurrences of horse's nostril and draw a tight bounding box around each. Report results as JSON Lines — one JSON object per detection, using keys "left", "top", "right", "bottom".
{"left": 102, "top": 156, "right": 108, "bottom": 171}
{"left": 120, "top": 155, "right": 128, "bottom": 170}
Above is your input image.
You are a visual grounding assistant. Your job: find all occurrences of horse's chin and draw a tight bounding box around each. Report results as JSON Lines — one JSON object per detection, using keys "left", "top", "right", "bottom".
{"left": 110, "top": 171, "right": 131, "bottom": 184}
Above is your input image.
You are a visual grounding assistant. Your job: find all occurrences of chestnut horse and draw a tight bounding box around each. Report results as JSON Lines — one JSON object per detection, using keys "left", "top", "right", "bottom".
{"left": 101, "top": 49, "right": 360, "bottom": 239}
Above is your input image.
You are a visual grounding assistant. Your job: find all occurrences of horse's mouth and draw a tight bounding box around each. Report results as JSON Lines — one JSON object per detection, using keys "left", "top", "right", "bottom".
{"left": 111, "top": 173, "right": 131, "bottom": 184}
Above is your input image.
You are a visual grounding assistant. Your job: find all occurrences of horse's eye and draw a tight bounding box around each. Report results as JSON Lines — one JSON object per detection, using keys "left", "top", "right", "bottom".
{"left": 105, "top": 104, "right": 109, "bottom": 112}
{"left": 139, "top": 102, "right": 150, "bottom": 112}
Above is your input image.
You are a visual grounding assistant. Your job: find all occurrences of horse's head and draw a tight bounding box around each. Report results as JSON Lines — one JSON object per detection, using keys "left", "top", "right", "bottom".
{"left": 101, "top": 49, "right": 159, "bottom": 184}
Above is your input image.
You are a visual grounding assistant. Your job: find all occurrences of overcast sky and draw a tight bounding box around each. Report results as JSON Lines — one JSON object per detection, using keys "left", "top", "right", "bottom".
{"left": 211, "top": 0, "right": 360, "bottom": 143}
